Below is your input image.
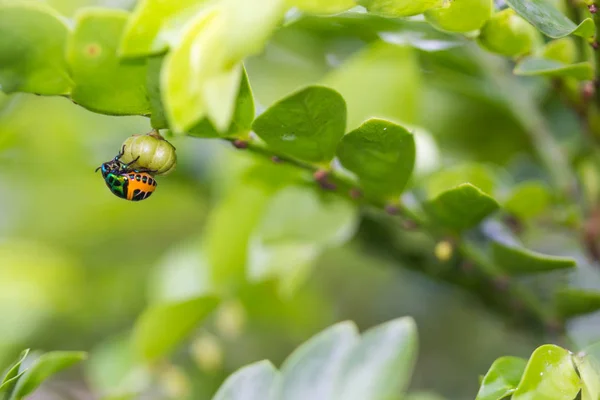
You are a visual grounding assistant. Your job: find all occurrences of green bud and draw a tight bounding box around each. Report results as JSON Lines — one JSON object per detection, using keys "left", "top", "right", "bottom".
{"left": 425, "top": 0, "right": 493, "bottom": 33}
{"left": 478, "top": 9, "right": 540, "bottom": 57}
{"left": 541, "top": 38, "right": 577, "bottom": 64}
{"left": 120, "top": 131, "right": 177, "bottom": 176}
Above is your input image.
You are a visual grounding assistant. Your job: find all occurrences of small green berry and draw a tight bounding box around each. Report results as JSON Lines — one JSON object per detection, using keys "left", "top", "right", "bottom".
{"left": 541, "top": 38, "right": 577, "bottom": 64}
{"left": 478, "top": 9, "right": 540, "bottom": 57}
{"left": 425, "top": 0, "right": 493, "bottom": 33}
{"left": 120, "top": 131, "right": 177, "bottom": 176}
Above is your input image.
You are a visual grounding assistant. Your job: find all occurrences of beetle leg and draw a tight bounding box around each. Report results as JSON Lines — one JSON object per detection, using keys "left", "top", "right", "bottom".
{"left": 124, "top": 156, "right": 140, "bottom": 168}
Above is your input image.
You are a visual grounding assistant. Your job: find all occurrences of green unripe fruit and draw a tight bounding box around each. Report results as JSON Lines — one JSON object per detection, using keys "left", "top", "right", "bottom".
{"left": 425, "top": 0, "right": 493, "bottom": 33}
{"left": 120, "top": 131, "right": 177, "bottom": 176}
{"left": 478, "top": 9, "right": 540, "bottom": 57}
{"left": 541, "top": 38, "right": 577, "bottom": 65}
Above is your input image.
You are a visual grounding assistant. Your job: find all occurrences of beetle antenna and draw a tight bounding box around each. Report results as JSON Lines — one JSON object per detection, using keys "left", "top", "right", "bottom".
{"left": 95, "top": 166, "right": 101, "bottom": 173}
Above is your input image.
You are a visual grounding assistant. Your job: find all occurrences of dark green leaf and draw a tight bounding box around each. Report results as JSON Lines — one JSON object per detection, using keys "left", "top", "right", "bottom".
{"left": 423, "top": 183, "right": 499, "bottom": 230}
{"left": 278, "top": 321, "right": 359, "bottom": 399}
{"left": 491, "top": 241, "right": 576, "bottom": 275}
{"left": 514, "top": 57, "right": 593, "bottom": 80}
{"left": 212, "top": 360, "right": 279, "bottom": 400}
{"left": 11, "top": 351, "right": 86, "bottom": 399}
{"left": 334, "top": 317, "right": 418, "bottom": 400}
{"left": 476, "top": 356, "right": 527, "bottom": 400}
{"left": 0, "top": 349, "right": 29, "bottom": 395}
{"left": 556, "top": 288, "right": 600, "bottom": 318}
{"left": 67, "top": 9, "right": 150, "bottom": 115}
{"left": 132, "top": 296, "right": 220, "bottom": 361}
{"left": 512, "top": 345, "right": 580, "bottom": 400}
{"left": 0, "top": 1, "right": 72, "bottom": 95}
{"left": 252, "top": 86, "right": 346, "bottom": 163}
{"left": 337, "top": 118, "right": 415, "bottom": 199}
{"left": 506, "top": 0, "right": 595, "bottom": 38}
{"left": 189, "top": 66, "right": 255, "bottom": 138}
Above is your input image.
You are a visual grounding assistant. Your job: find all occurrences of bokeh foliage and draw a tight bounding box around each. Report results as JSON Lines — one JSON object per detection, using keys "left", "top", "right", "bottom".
{"left": 3, "top": 0, "right": 600, "bottom": 399}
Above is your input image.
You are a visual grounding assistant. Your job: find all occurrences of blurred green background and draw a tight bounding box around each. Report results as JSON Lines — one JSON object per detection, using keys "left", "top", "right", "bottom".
{"left": 0, "top": 0, "right": 580, "bottom": 399}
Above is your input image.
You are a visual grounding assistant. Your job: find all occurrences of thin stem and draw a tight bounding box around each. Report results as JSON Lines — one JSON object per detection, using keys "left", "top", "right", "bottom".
{"left": 593, "top": 4, "right": 600, "bottom": 106}
{"left": 221, "top": 135, "right": 557, "bottom": 332}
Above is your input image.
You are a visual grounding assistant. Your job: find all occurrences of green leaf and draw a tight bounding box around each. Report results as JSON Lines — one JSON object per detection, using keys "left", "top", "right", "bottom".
{"left": 491, "top": 241, "right": 576, "bottom": 275}
{"left": 424, "top": 0, "right": 493, "bottom": 33}
{"left": 147, "top": 55, "right": 168, "bottom": 129}
{"left": 11, "top": 351, "right": 87, "bottom": 399}
{"left": 0, "top": 1, "right": 72, "bottom": 95}
{"left": 575, "top": 350, "right": 600, "bottom": 400}
{"left": 503, "top": 181, "right": 552, "bottom": 220}
{"left": 162, "top": 0, "right": 285, "bottom": 132}
{"left": 189, "top": 66, "right": 255, "bottom": 138}
{"left": 337, "top": 118, "right": 415, "bottom": 199}
{"left": 512, "top": 345, "right": 580, "bottom": 400}
{"left": 278, "top": 322, "right": 359, "bottom": 400}
{"left": 132, "top": 296, "right": 220, "bottom": 361}
{"left": 289, "top": 0, "right": 356, "bottom": 14}
{"left": 358, "top": 0, "right": 445, "bottom": 17}
{"left": 556, "top": 288, "right": 600, "bottom": 318}
{"left": 423, "top": 183, "right": 499, "bottom": 230}
{"left": 212, "top": 360, "right": 279, "bottom": 400}
{"left": 0, "top": 349, "right": 29, "bottom": 395}
{"left": 514, "top": 57, "right": 593, "bottom": 80}
{"left": 506, "top": 0, "right": 595, "bottom": 38}
{"left": 334, "top": 317, "right": 418, "bottom": 400}
{"left": 252, "top": 86, "right": 347, "bottom": 163}
{"left": 476, "top": 356, "right": 527, "bottom": 400}
{"left": 119, "top": 0, "right": 202, "bottom": 57}
{"left": 67, "top": 9, "right": 150, "bottom": 115}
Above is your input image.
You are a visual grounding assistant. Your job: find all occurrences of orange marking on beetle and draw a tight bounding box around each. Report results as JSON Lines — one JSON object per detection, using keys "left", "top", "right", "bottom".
{"left": 126, "top": 173, "right": 157, "bottom": 200}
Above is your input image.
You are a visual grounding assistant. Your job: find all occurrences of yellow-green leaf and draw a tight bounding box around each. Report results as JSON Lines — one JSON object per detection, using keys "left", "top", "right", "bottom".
{"left": 67, "top": 9, "right": 150, "bottom": 115}
{"left": 0, "top": 1, "right": 72, "bottom": 95}
{"left": 512, "top": 345, "right": 580, "bottom": 400}
{"left": 119, "top": 0, "right": 202, "bottom": 57}
{"left": 359, "top": 0, "right": 446, "bottom": 17}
